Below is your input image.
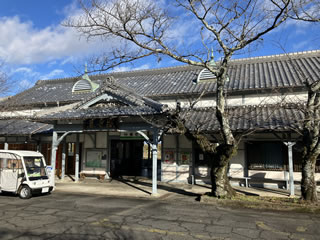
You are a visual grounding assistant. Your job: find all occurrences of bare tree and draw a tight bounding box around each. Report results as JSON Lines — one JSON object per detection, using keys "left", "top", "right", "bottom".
{"left": 0, "top": 61, "right": 10, "bottom": 99}
{"left": 282, "top": 53, "right": 320, "bottom": 202}
{"left": 300, "top": 81, "right": 320, "bottom": 202}
{"left": 65, "top": 0, "right": 320, "bottom": 198}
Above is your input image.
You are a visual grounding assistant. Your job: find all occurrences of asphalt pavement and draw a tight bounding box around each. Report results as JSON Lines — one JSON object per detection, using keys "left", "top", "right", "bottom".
{"left": 0, "top": 190, "right": 319, "bottom": 240}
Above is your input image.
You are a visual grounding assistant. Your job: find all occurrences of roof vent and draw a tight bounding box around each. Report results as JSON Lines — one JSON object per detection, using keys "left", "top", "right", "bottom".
{"left": 196, "top": 54, "right": 217, "bottom": 83}
{"left": 196, "top": 68, "right": 216, "bottom": 82}
{"left": 72, "top": 64, "right": 99, "bottom": 93}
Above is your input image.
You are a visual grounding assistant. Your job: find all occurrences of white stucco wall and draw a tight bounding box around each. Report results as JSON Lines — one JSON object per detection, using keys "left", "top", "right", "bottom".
{"left": 66, "top": 134, "right": 84, "bottom": 143}
{"left": 96, "top": 132, "right": 108, "bottom": 148}
{"left": 163, "top": 135, "right": 177, "bottom": 148}
{"left": 160, "top": 92, "right": 307, "bottom": 109}
{"left": 229, "top": 141, "right": 245, "bottom": 178}
{"left": 162, "top": 134, "right": 193, "bottom": 182}
{"left": 84, "top": 134, "right": 95, "bottom": 148}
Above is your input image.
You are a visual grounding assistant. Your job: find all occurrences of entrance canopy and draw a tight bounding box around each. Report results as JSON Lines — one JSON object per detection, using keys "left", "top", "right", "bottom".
{"left": 33, "top": 77, "right": 166, "bottom": 126}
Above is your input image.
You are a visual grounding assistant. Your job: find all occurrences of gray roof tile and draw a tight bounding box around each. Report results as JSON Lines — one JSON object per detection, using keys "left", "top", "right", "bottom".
{"left": 35, "top": 106, "right": 161, "bottom": 121}
{"left": 0, "top": 120, "right": 52, "bottom": 135}
{"left": 1, "top": 50, "right": 319, "bottom": 108}
{"left": 182, "top": 105, "right": 303, "bottom": 133}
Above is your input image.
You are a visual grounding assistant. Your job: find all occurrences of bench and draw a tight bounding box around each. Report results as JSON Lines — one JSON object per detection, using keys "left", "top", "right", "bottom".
{"left": 80, "top": 170, "right": 106, "bottom": 180}
{"left": 230, "top": 177, "right": 289, "bottom": 189}
{"left": 229, "top": 177, "right": 251, "bottom": 187}
{"left": 249, "top": 177, "right": 289, "bottom": 189}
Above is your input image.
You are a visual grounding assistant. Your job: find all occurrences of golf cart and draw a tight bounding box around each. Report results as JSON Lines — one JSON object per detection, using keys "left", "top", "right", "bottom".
{"left": 0, "top": 150, "right": 53, "bottom": 199}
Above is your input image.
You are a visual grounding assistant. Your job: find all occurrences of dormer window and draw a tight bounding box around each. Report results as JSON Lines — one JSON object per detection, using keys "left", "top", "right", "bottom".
{"left": 72, "top": 64, "right": 99, "bottom": 93}
{"left": 195, "top": 53, "right": 217, "bottom": 84}
{"left": 196, "top": 68, "right": 217, "bottom": 83}
{"left": 195, "top": 53, "right": 229, "bottom": 84}
{"left": 72, "top": 79, "right": 93, "bottom": 92}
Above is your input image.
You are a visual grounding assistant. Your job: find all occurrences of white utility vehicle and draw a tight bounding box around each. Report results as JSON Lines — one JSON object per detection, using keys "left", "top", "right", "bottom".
{"left": 0, "top": 150, "right": 53, "bottom": 199}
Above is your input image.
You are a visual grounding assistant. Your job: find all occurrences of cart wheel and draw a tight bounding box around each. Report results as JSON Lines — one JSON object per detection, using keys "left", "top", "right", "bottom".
{"left": 19, "top": 185, "right": 32, "bottom": 199}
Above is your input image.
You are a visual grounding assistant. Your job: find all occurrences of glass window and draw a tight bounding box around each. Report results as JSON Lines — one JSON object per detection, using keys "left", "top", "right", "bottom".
{"left": 86, "top": 149, "right": 107, "bottom": 168}
{"left": 179, "top": 151, "right": 191, "bottom": 165}
{"left": 247, "top": 142, "right": 285, "bottom": 170}
{"left": 0, "top": 153, "right": 22, "bottom": 169}
{"left": 24, "top": 157, "right": 48, "bottom": 180}
{"left": 195, "top": 148, "right": 212, "bottom": 166}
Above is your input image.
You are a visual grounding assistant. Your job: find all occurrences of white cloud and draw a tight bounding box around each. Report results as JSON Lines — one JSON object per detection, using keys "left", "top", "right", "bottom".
{"left": 132, "top": 64, "right": 150, "bottom": 71}
{"left": 13, "top": 67, "right": 33, "bottom": 74}
{"left": 0, "top": 16, "right": 108, "bottom": 65}
{"left": 113, "top": 64, "right": 150, "bottom": 73}
{"left": 11, "top": 67, "right": 40, "bottom": 79}
{"left": 19, "top": 79, "right": 33, "bottom": 89}
{"left": 40, "top": 69, "right": 66, "bottom": 80}
{"left": 61, "top": 56, "right": 76, "bottom": 65}
{"left": 112, "top": 66, "right": 132, "bottom": 72}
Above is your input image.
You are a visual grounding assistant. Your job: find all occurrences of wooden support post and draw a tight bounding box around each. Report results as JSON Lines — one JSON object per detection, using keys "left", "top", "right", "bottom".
{"left": 75, "top": 134, "right": 80, "bottom": 182}
{"left": 152, "top": 129, "right": 159, "bottom": 195}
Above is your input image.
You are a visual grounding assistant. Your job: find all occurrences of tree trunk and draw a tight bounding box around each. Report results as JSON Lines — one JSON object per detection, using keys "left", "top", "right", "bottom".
{"left": 211, "top": 144, "right": 237, "bottom": 198}
{"left": 301, "top": 152, "right": 318, "bottom": 202}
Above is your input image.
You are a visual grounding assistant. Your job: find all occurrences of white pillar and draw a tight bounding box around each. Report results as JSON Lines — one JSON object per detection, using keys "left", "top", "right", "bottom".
{"left": 61, "top": 142, "right": 66, "bottom": 180}
{"left": 51, "top": 131, "right": 58, "bottom": 187}
{"left": 285, "top": 142, "right": 296, "bottom": 196}
{"left": 4, "top": 142, "right": 8, "bottom": 167}
{"left": 75, "top": 134, "right": 80, "bottom": 182}
{"left": 152, "top": 129, "right": 159, "bottom": 195}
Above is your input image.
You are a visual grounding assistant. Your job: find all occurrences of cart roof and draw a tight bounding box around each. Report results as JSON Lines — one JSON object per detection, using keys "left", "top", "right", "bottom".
{"left": 0, "top": 150, "right": 44, "bottom": 157}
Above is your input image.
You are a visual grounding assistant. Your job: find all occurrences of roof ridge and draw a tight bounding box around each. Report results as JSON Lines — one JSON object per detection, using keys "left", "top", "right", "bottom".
{"left": 35, "top": 64, "right": 197, "bottom": 85}
{"left": 33, "top": 49, "right": 319, "bottom": 85}
{"left": 108, "top": 64, "right": 194, "bottom": 75}
{"left": 35, "top": 76, "right": 81, "bottom": 85}
{"left": 74, "top": 79, "right": 163, "bottom": 111}
{"left": 185, "top": 102, "right": 305, "bottom": 111}
{"left": 230, "top": 49, "right": 320, "bottom": 62}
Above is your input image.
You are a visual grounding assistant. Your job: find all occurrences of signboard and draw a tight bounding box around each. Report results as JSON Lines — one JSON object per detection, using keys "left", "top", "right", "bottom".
{"left": 86, "top": 149, "right": 107, "bottom": 168}
{"left": 84, "top": 118, "right": 118, "bottom": 130}
{"left": 180, "top": 152, "right": 191, "bottom": 165}
{"left": 164, "top": 150, "right": 175, "bottom": 164}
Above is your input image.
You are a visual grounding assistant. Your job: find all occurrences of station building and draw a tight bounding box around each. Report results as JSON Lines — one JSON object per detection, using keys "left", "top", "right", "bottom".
{"left": 1, "top": 50, "right": 320, "bottom": 191}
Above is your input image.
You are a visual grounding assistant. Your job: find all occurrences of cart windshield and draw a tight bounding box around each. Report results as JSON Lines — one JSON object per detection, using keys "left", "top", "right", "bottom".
{"left": 24, "top": 157, "right": 48, "bottom": 180}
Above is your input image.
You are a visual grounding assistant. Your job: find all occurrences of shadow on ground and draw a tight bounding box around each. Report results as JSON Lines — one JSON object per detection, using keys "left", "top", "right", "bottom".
{"left": 115, "top": 178, "right": 201, "bottom": 198}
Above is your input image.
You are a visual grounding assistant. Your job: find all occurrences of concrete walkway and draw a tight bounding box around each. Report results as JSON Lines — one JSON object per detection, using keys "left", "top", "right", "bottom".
{"left": 55, "top": 176, "right": 297, "bottom": 199}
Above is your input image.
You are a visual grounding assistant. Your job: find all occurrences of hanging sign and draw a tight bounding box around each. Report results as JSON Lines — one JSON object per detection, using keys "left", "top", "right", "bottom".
{"left": 84, "top": 118, "right": 118, "bottom": 130}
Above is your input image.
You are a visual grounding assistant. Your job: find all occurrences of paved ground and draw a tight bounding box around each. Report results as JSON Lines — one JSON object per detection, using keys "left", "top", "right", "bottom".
{"left": 0, "top": 189, "right": 319, "bottom": 240}
{"left": 54, "top": 176, "right": 296, "bottom": 199}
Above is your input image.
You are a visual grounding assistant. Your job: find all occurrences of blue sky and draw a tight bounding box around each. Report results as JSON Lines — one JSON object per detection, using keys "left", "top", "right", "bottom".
{"left": 0, "top": 0, "right": 319, "bottom": 96}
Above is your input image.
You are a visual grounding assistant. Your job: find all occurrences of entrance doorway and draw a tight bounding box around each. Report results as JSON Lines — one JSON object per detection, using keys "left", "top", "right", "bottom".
{"left": 110, "top": 140, "right": 143, "bottom": 177}
{"left": 66, "top": 143, "right": 82, "bottom": 175}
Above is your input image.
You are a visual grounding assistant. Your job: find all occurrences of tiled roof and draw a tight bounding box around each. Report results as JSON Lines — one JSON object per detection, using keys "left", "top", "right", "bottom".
{"left": 182, "top": 104, "right": 303, "bottom": 133}
{"left": 35, "top": 106, "right": 162, "bottom": 121}
{"left": 33, "top": 78, "right": 165, "bottom": 121}
{"left": 75, "top": 78, "right": 163, "bottom": 111}
{"left": 34, "top": 104, "right": 304, "bottom": 133}
{"left": 2, "top": 50, "right": 320, "bottom": 107}
{"left": 0, "top": 120, "right": 52, "bottom": 136}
